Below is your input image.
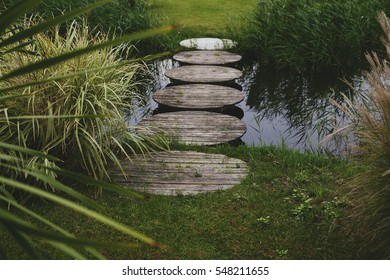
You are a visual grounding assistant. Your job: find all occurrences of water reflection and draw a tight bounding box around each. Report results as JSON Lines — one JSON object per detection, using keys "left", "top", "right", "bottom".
{"left": 130, "top": 58, "right": 365, "bottom": 153}
{"left": 236, "top": 62, "right": 365, "bottom": 151}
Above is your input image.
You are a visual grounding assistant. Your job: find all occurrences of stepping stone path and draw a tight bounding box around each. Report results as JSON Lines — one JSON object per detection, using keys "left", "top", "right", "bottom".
{"left": 115, "top": 38, "right": 248, "bottom": 195}
{"left": 153, "top": 84, "right": 244, "bottom": 109}
{"left": 165, "top": 65, "right": 243, "bottom": 84}
{"left": 112, "top": 151, "right": 247, "bottom": 195}
{"left": 138, "top": 111, "right": 246, "bottom": 146}
{"left": 173, "top": 50, "right": 242, "bottom": 65}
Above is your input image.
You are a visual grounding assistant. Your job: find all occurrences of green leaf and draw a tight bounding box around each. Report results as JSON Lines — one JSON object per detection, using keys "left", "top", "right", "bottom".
{"left": 53, "top": 168, "right": 145, "bottom": 200}
{"left": 0, "top": 176, "right": 158, "bottom": 246}
{"left": 0, "top": 163, "right": 102, "bottom": 210}
{"left": 0, "top": 0, "right": 113, "bottom": 48}
{"left": 0, "top": 209, "right": 140, "bottom": 249}
{"left": 0, "top": 52, "right": 170, "bottom": 93}
{"left": 0, "top": 141, "right": 59, "bottom": 161}
{"left": 0, "top": 114, "right": 105, "bottom": 120}
{"left": 0, "top": 26, "right": 174, "bottom": 81}
{"left": 0, "top": 0, "right": 42, "bottom": 35}
{"left": 0, "top": 193, "right": 104, "bottom": 259}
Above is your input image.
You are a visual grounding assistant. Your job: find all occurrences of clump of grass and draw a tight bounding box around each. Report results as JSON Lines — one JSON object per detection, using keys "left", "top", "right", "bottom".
{"left": 327, "top": 12, "right": 390, "bottom": 258}
{"left": 0, "top": 19, "right": 167, "bottom": 181}
{"left": 233, "top": 0, "right": 390, "bottom": 73}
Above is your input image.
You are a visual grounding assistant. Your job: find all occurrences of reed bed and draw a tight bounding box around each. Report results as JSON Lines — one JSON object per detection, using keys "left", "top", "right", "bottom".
{"left": 233, "top": 0, "right": 390, "bottom": 73}
{"left": 326, "top": 12, "right": 390, "bottom": 258}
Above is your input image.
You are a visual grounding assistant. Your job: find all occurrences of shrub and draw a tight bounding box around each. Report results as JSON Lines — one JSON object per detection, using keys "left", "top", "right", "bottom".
{"left": 0, "top": 0, "right": 169, "bottom": 259}
{"left": 234, "top": 0, "right": 390, "bottom": 73}
{"left": 328, "top": 12, "right": 390, "bottom": 258}
{"left": 0, "top": 18, "right": 166, "bottom": 181}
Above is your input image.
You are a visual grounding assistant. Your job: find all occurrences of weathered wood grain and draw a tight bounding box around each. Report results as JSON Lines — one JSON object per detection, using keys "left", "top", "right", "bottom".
{"left": 153, "top": 84, "right": 244, "bottom": 109}
{"left": 138, "top": 111, "right": 246, "bottom": 145}
{"left": 111, "top": 151, "right": 247, "bottom": 195}
{"left": 165, "top": 65, "right": 242, "bottom": 84}
{"left": 173, "top": 50, "right": 242, "bottom": 65}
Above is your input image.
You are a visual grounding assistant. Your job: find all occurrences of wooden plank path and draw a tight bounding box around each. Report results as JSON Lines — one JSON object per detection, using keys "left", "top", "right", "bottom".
{"left": 173, "top": 50, "right": 242, "bottom": 65}
{"left": 153, "top": 84, "right": 244, "bottom": 109}
{"left": 111, "top": 151, "right": 247, "bottom": 195}
{"left": 165, "top": 65, "right": 242, "bottom": 84}
{"left": 138, "top": 111, "right": 246, "bottom": 145}
{"left": 113, "top": 40, "right": 248, "bottom": 195}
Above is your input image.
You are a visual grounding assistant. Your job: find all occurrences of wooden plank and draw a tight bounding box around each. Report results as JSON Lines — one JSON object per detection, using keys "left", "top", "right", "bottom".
{"left": 165, "top": 65, "right": 242, "bottom": 84}
{"left": 153, "top": 84, "right": 244, "bottom": 109}
{"left": 138, "top": 111, "right": 246, "bottom": 145}
{"left": 173, "top": 50, "right": 242, "bottom": 65}
{"left": 111, "top": 151, "right": 247, "bottom": 195}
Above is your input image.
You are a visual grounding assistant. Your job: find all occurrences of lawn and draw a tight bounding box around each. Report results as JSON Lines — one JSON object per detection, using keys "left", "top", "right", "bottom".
{"left": 0, "top": 145, "right": 361, "bottom": 259}
{"left": 149, "top": 0, "right": 257, "bottom": 35}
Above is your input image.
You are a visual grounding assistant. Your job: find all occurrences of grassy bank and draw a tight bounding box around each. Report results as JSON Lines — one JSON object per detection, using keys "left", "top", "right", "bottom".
{"left": 0, "top": 145, "right": 362, "bottom": 259}
{"left": 149, "top": 0, "right": 257, "bottom": 35}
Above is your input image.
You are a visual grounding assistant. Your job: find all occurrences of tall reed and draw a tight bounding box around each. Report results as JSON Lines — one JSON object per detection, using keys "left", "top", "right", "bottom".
{"left": 327, "top": 12, "right": 390, "bottom": 258}
{"left": 234, "top": 0, "right": 390, "bottom": 73}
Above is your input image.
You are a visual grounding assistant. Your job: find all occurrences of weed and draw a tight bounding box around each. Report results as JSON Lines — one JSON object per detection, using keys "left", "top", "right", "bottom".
{"left": 256, "top": 216, "right": 271, "bottom": 226}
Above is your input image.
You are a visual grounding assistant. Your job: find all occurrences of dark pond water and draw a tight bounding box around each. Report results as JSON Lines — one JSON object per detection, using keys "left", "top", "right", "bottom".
{"left": 130, "top": 58, "right": 367, "bottom": 153}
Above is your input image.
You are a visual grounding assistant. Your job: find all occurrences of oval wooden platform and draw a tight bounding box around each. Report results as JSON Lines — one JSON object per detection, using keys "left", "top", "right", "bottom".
{"left": 173, "top": 50, "right": 242, "bottom": 65}
{"left": 179, "top": 38, "right": 237, "bottom": 50}
{"left": 153, "top": 84, "right": 244, "bottom": 109}
{"left": 138, "top": 111, "right": 246, "bottom": 145}
{"left": 111, "top": 151, "right": 247, "bottom": 195}
{"left": 165, "top": 65, "right": 243, "bottom": 84}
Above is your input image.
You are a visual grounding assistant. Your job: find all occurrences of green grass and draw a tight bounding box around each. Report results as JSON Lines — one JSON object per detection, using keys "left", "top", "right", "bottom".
{"left": 149, "top": 0, "right": 257, "bottom": 35}
{"left": 0, "top": 145, "right": 362, "bottom": 259}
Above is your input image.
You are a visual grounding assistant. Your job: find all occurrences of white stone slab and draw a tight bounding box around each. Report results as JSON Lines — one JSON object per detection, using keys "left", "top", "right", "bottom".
{"left": 179, "top": 38, "right": 237, "bottom": 50}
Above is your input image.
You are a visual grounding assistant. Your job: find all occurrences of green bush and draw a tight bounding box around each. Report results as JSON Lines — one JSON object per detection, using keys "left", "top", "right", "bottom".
{"left": 0, "top": 18, "right": 167, "bottom": 181}
{"left": 234, "top": 0, "right": 390, "bottom": 72}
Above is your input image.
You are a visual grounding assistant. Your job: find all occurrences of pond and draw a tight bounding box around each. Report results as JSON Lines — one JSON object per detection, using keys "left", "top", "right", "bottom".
{"left": 130, "top": 58, "right": 366, "bottom": 153}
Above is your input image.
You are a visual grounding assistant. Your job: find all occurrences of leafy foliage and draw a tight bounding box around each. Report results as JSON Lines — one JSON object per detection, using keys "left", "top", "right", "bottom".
{"left": 0, "top": 0, "right": 171, "bottom": 259}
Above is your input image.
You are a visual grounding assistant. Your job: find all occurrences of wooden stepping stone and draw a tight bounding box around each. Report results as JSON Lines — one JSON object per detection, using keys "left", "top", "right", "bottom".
{"left": 180, "top": 38, "right": 237, "bottom": 50}
{"left": 153, "top": 84, "right": 244, "bottom": 109}
{"left": 112, "top": 151, "right": 247, "bottom": 195}
{"left": 173, "top": 50, "right": 242, "bottom": 65}
{"left": 138, "top": 111, "right": 246, "bottom": 145}
{"left": 165, "top": 65, "right": 242, "bottom": 84}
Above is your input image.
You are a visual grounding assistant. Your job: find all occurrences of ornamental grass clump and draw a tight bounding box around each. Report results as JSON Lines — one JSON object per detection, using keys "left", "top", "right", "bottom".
{"left": 328, "top": 12, "right": 390, "bottom": 258}
{"left": 0, "top": 19, "right": 163, "bottom": 180}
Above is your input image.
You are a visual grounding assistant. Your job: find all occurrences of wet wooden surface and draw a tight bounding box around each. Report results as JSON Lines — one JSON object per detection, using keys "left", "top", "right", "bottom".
{"left": 111, "top": 151, "right": 247, "bottom": 195}
{"left": 153, "top": 84, "right": 244, "bottom": 109}
{"left": 165, "top": 65, "right": 242, "bottom": 84}
{"left": 138, "top": 111, "right": 246, "bottom": 145}
{"left": 173, "top": 50, "right": 242, "bottom": 65}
